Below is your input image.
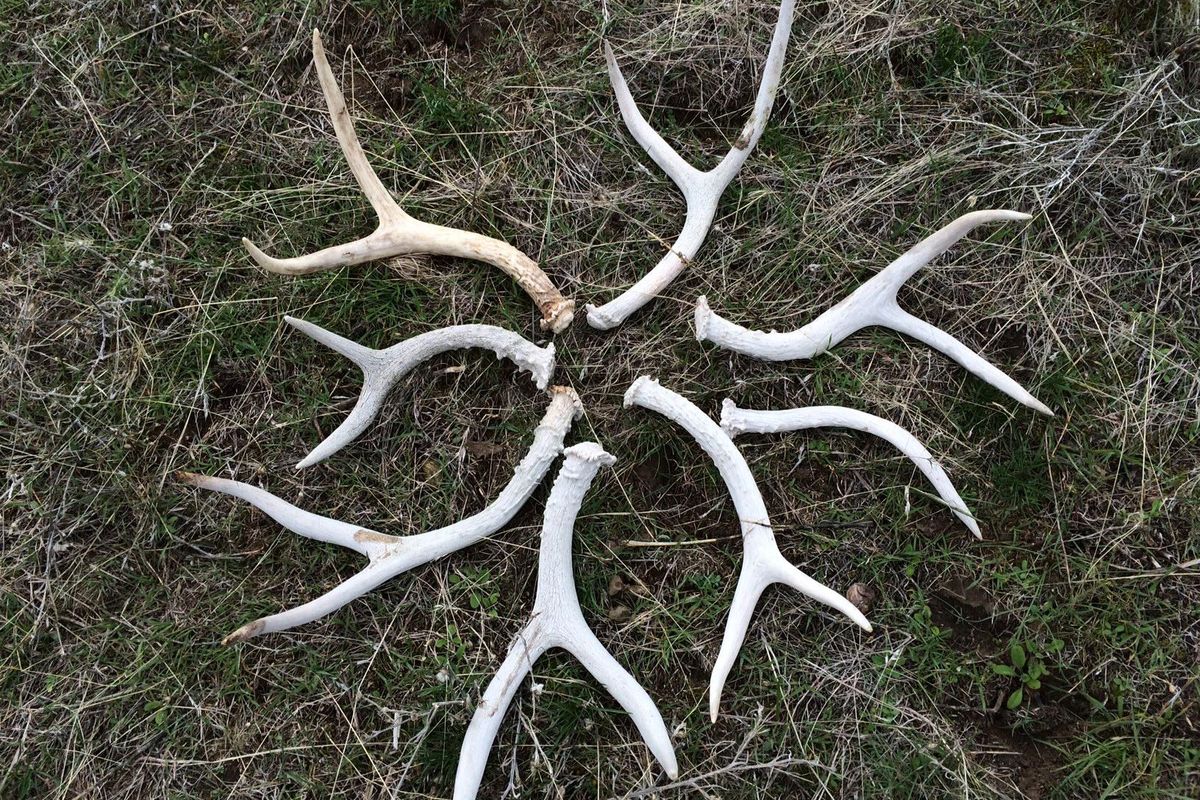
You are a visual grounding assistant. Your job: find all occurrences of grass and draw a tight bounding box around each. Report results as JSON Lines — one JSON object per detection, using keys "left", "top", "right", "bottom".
{"left": 2, "top": 0, "right": 1199, "bottom": 797}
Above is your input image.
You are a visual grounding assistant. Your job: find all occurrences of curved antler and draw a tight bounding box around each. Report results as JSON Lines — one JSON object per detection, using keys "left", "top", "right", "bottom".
{"left": 179, "top": 387, "right": 582, "bottom": 643}
{"left": 721, "top": 400, "right": 981, "bottom": 538}
{"left": 585, "top": 0, "right": 796, "bottom": 330}
{"left": 622, "top": 377, "right": 870, "bottom": 722}
{"left": 453, "top": 442, "right": 678, "bottom": 800}
{"left": 284, "top": 316, "right": 556, "bottom": 468}
{"left": 695, "top": 210, "right": 1052, "bottom": 414}
{"left": 243, "top": 30, "right": 575, "bottom": 332}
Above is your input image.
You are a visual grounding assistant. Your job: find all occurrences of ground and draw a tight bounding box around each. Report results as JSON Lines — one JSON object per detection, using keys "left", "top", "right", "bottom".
{"left": 2, "top": 0, "right": 1199, "bottom": 798}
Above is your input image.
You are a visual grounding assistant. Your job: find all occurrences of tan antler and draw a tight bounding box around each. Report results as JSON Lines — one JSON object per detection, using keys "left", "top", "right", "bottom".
{"left": 242, "top": 30, "right": 575, "bottom": 332}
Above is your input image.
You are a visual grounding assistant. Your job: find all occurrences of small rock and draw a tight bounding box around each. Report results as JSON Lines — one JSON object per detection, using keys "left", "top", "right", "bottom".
{"left": 847, "top": 583, "right": 876, "bottom": 614}
{"left": 607, "top": 604, "right": 631, "bottom": 623}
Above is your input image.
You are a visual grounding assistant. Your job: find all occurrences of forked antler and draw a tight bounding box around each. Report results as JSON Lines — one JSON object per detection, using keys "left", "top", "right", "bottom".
{"left": 623, "top": 377, "right": 871, "bottom": 722}
{"left": 453, "top": 442, "right": 678, "bottom": 800}
{"left": 585, "top": 0, "right": 796, "bottom": 330}
{"left": 283, "top": 316, "right": 556, "bottom": 468}
{"left": 695, "top": 210, "right": 1053, "bottom": 415}
{"left": 179, "top": 387, "right": 581, "bottom": 643}
{"left": 721, "top": 400, "right": 981, "bottom": 538}
{"left": 243, "top": 30, "right": 575, "bottom": 332}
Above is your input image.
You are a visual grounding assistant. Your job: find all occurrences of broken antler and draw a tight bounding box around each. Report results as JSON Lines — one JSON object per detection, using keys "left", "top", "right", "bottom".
{"left": 283, "top": 315, "right": 556, "bottom": 468}
{"left": 721, "top": 400, "right": 981, "bottom": 538}
{"left": 243, "top": 30, "right": 575, "bottom": 332}
{"left": 622, "top": 377, "right": 870, "bottom": 722}
{"left": 453, "top": 442, "right": 678, "bottom": 800}
{"left": 695, "top": 210, "right": 1053, "bottom": 414}
{"left": 586, "top": 0, "right": 796, "bottom": 330}
{"left": 179, "top": 387, "right": 581, "bottom": 643}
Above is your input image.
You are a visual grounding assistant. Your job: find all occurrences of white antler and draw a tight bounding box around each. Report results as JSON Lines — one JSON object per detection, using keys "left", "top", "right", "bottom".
{"left": 695, "top": 210, "right": 1053, "bottom": 415}
{"left": 283, "top": 316, "right": 556, "bottom": 468}
{"left": 243, "top": 30, "right": 575, "bottom": 332}
{"left": 585, "top": 0, "right": 796, "bottom": 330}
{"left": 453, "top": 442, "right": 678, "bottom": 800}
{"left": 622, "top": 377, "right": 871, "bottom": 722}
{"left": 178, "top": 387, "right": 582, "bottom": 643}
{"left": 721, "top": 400, "right": 981, "bottom": 538}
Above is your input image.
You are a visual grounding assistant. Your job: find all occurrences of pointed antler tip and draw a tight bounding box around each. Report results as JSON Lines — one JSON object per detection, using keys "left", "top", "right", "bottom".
{"left": 223, "top": 620, "right": 265, "bottom": 645}
{"left": 175, "top": 470, "right": 200, "bottom": 485}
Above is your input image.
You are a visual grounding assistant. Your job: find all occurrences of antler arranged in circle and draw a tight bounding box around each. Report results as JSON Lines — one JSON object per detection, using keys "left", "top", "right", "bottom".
{"left": 585, "top": 0, "right": 796, "bottom": 330}
{"left": 243, "top": 30, "right": 575, "bottom": 332}
{"left": 623, "top": 377, "right": 871, "bottom": 722}
{"left": 284, "top": 315, "right": 556, "bottom": 468}
{"left": 720, "top": 400, "right": 981, "bottom": 538}
{"left": 179, "top": 387, "right": 581, "bottom": 643}
{"left": 695, "top": 210, "right": 1053, "bottom": 415}
{"left": 453, "top": 442, "right": 678, "bottom": 800}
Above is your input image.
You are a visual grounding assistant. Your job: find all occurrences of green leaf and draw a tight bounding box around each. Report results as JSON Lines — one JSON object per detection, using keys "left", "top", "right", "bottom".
{"left": 1027, "top": 678, "right": 1042, "bottom": 690}
{"left": 1007, "top": 687, "right": 1024, "bottom": 709}
{"left": 992, "top": 663, "right": 1017, "bottom": 677}
{"left": 1010, "top": 643, "right": 1027, "bottom": 670}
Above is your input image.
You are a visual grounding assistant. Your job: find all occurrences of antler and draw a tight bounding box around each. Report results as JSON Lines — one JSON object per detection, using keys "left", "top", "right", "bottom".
{"left": 695, "top": 210, "right": 1053, "bottom": 415}
{"left": 178, "top": 387, "right": 582, "bottom": 643}
{"left": 721, "top": 400, "right": 981, "bottom": 538}
{"left": 585, "top": 0, "right": 796, "bottom": 330}
{"left": 622, "top": 377, "right": 871, "bottom": 723}
{"left": 283, "top": 316, "right": 556, "bottom": 468}
{"left": 243, "top": 30, "right": 575, "bottom": 332}
{"left": 453, "top": 442, "right": 678, "bottom": 800}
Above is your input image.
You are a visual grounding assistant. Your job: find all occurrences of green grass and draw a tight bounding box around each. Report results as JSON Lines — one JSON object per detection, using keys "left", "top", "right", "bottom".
{"left": 3, "top": 0, "right": 1199, "bottom": 798}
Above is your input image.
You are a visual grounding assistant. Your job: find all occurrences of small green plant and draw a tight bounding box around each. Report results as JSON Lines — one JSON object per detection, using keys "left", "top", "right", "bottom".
{"left": 992, "top": 637, "right": 1063, "bottom": 709}
{"left": 450, "top": 568, "right": 499, "bottom": 617}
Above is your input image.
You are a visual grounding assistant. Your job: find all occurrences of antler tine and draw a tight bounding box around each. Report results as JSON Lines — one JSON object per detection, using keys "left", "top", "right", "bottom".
{"left": 696, "top": 210, "right": 1053, "bottom": 415}
{"left": 310, "top": 28, "right": 406, "bottom": 225}
{"left": 586, "top": 0, "right": 796, "bottom": 330}
{"left": 453, "top": 443, "right": 678, "bottom": 800}
{"left": 622, "top": 377, "right": 871, "bottom": 722}
{"left": 175, "top": 472, "right": 378, "bottom": 557}
{"left": 721, "top": 401, "right": 982, "bottom": 538}
{"left": 241, "top": 31, "right": 575, "bottom": 332}
{"left": 284, "top": 316, "right": 556, "bottom": 469}
{"left": 180, "top": 387, "right": 582, "bottom": 643}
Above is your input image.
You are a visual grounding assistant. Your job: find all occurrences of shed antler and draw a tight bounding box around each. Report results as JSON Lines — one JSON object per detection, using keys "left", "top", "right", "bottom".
{"left": 586, "top": 0, "right": 796, "bottom": 330}
{"left": 283, "top": 316, "right": 556, "bottom": 468}
{"left": 623, "top": 377, "right": 871, "bottom": 722}
{"left": 243, "top": 30, "right": 575, "bottom": 332}
{"left": 179, "top": 387, "right": 581, "bottom": 643}
{"left": 453, "top": 442, "right": 678, "bottom": 800}
{"left": 695, "top": 210, "right": 1053, "bottom": 414}
{"left": 721, "top": 401, "right": 981, "bottom": 538}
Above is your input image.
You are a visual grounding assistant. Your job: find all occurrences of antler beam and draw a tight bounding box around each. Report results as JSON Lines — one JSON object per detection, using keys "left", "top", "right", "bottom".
{"left": 243, "top": 30, "right": 575, "bottom": 332}
{"left": 622, "top": 377, "right": 870, "bottom": 722}
{"left": 453, "top": 442, "right": 678, "bottom": 800}
{"left": 695, "top": 210, "right": 1052, "bottom": 414}
{"left": 284, "top": 316, "right": 556, "bottom": 468}
{"left": 585, "top": 0, "right": 796, "bottom": 330}
{"left": 179, "top": 387, "right": 581, "bottom": 643}
{"left": 720, "top": 400, "right": 981, "bottom": 538}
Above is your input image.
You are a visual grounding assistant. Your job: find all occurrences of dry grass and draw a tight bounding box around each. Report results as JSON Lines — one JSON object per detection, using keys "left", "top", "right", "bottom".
{"left": 2, "top": 0, "right": 1198, "bottom": 798}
